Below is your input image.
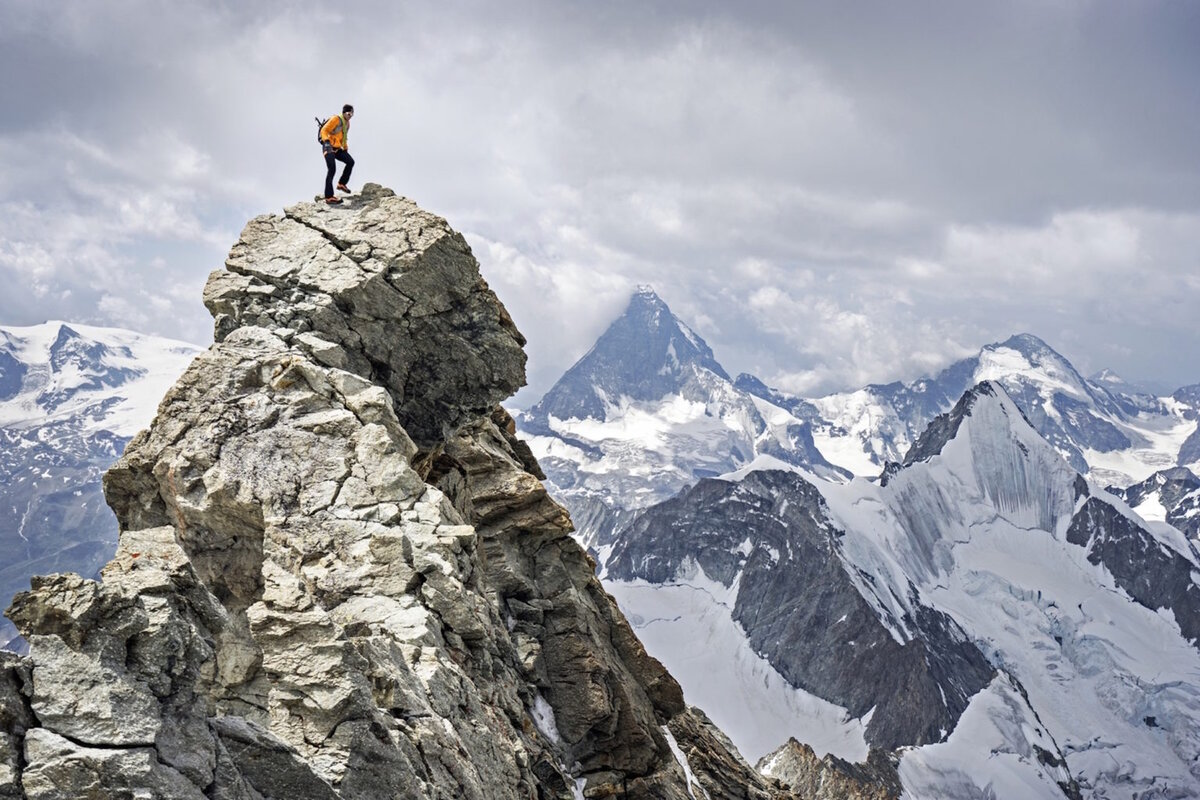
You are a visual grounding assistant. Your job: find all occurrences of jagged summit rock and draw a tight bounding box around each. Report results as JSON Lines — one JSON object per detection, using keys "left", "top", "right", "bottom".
{"left": 2, "top": 185, "right": 797, "bottom": 799}
{"left": 889, "top": 380, "right": 1042, "bottom": 475}
{"left": 204, "top": 182, "right": 526, "bottom": 450}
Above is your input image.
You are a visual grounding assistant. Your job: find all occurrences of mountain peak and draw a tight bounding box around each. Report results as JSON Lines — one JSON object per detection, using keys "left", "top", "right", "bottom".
{"left": 632, "top": 283, "right": 664, "bottom": 303}
{"left": 997, "top": 332, "right": 1053, "bottom": 354}
{"left": 896, "top": 381, "right": 1003, "bottom": 471}
{"left": 527, "top": 287, "right": 730, "bottom": 422}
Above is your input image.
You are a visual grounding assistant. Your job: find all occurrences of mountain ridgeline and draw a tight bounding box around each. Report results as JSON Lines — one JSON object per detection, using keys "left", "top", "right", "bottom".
{"left": 517, "top": 288, "right": 846, "bottom": 557}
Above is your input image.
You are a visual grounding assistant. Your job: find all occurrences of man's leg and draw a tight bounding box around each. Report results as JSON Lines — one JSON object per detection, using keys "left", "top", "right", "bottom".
{"left": 337, "top": 150, "right": 355, "bottom": 189}
{"left": 324, "top": 151, "right": 338, "bottom": 198}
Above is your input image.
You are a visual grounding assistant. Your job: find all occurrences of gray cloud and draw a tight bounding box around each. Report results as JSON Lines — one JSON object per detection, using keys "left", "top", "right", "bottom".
{"left": 2, "top": 1, "right": 1197, "bottom": 402}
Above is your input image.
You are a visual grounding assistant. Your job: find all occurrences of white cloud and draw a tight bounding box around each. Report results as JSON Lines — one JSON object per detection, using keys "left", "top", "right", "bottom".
{"left": 1, "top": 1, "right": 1198, "bottom": 396}
{"left": 943, "top": 211, "right": 1141, "bottom": 283}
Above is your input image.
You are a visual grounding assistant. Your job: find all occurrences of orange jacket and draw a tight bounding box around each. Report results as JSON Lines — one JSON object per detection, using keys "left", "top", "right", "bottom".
{"left": 320, "top": 114, "right": 349, "bottom": 150}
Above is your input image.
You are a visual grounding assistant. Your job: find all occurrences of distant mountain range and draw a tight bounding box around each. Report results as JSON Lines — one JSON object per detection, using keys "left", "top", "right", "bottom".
{"left": 513, "top": 287, "right": 1200, "bottom": 798}
{"left": 516, "top": 287, "right": 847, "bottom": 555}
{"left": 0, "top": 322, "right": 199, "bottom": 649}
{"left": 517, "top": 288, "right": 1199, "bottom": 553}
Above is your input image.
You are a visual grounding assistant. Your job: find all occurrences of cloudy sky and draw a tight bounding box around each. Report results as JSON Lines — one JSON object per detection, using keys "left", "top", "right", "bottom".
{"left": 2, "top": 1, "right": 1198, "bottom": 404}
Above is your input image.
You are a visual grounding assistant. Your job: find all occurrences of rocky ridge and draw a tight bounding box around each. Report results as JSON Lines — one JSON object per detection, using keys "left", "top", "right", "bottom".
{"left": 757, "top": 740, "right": 901, "bottom": 800}
{"left": 0, "top": 185, "right": 821, "bottom": 799}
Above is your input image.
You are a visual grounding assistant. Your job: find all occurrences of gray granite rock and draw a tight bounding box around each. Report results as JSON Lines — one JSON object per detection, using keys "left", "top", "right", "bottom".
{"left": 0, "top": 652, "right": 32, "bottom": 800}
{"left": 21, "top": 728, "right": 206, "bottom": 800}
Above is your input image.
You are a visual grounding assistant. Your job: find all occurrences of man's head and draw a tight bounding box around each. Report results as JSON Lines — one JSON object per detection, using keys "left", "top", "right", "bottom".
{"left": 343, "top": 104, "right": 354, "bottom": 118}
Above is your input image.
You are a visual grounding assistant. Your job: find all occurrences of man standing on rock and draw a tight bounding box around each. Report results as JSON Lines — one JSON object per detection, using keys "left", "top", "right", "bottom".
{"left": 319, "top": 104, "right": 355, "bottom": 205}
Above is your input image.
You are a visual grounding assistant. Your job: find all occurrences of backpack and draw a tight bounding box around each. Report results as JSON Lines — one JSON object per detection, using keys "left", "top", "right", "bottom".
{"left": 315, "top": 114, "right": 345, "bottom": 145}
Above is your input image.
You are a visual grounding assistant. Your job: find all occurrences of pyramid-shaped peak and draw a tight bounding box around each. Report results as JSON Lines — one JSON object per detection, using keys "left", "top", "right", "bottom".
{"left": 619, "top": 286, "right": 684, "bottom": 329}
{"left": 733, "top": 372, "right": 770, "bottom": 395}
{"left": 894, "top": 380, "right": 1055, "bottom": 478}
{"left": 1154, "top": 466, "right": 1200, "bottom": 486}
{"left": 889, "top": 380, "right": 1082, "bottom": 529}
{"left": 527, "top": 288, "right": 731, "bottom": 422}
{"left": 52, "top": 323, "right": 81, "bottom": 342}
{"left": 48, "top": 323, "right": 111, "bottom": 370}
{"left": 1091, "top": 368, "right": 1125, "bottom": 383}
{"left": 621, "top": 286, "right": 670, "bottom": 320}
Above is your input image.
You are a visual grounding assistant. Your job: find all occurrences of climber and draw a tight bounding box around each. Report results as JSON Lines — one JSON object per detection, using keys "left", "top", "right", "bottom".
{"left": 319, "top": 104, "right": 355, "bottom": 205}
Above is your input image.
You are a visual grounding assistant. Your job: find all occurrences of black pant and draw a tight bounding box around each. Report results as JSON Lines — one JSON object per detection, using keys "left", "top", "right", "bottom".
{"left": 324, "top": 149, "right": 354, "bottom": 197}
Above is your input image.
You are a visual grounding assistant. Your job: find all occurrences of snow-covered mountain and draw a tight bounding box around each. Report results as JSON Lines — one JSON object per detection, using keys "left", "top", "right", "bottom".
{"left": 0, "top": 322, "right": 200, "bottom": 649}
{"left": 518, "top": 290, "right": 1198, "bottom": 574}
{"left": 1107, "top": 466, "right": 1200, "bottom": 541}
{"left": 783, "top": 334, "right": 1197, "bottom": 485}
{"left": 515, "top": 287, "right": 846, "bottom": 553}
{"left": 605, "top": 381, "right": 1200, "bottom": 798}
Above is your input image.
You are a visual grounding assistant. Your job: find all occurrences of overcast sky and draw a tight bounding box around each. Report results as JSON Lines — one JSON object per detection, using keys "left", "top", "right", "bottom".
{"left": 2, "top": 1, "right": 1198, "bottom": 403}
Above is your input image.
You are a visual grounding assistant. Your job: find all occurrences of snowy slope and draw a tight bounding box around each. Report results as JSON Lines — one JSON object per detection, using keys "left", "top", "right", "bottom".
{"left": 602, "top": 382, "right": 1200, "bottom": 798}
{"left": 0, "top": 321, "right": 200, "bottom": 435}
{"left": 605, "top": 566, "right": 871, "bottom": 764}
{"left": 0, "top": 322, "right": 200, "bottom": 649}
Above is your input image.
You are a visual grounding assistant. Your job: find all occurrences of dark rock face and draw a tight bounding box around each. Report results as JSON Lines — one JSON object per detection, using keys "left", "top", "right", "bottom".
{"left": 527, "top": 287, "right": 729, "bottom": 424}
{"left": 665, "top": 707, "right": 794, "bottom": 800}
{"left": 1067, "top": 495, "right": 1200, "bottom": 644}
{"left": 1174, "top": 384, "right": 1200, "bottom": 414}
{"left": 0, "top": 652, "right": 33, "bottom": 799}
{"left": 734, "top": 373, "right": 824, "bottom": 425}
{"left": 0, "top": 351, "right": 24, "bottom": 403}
{"left": 1, "top": 186, "right": 790, "bottom": 799}
{"left": 1176, "top": 385, "right": 1200, "bottom": 467}
{"left": 607, "top": 470, "right": 994, "bottom": 750}
{"left": 895, "top": 382, "right": 1000, "bottom": 473}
